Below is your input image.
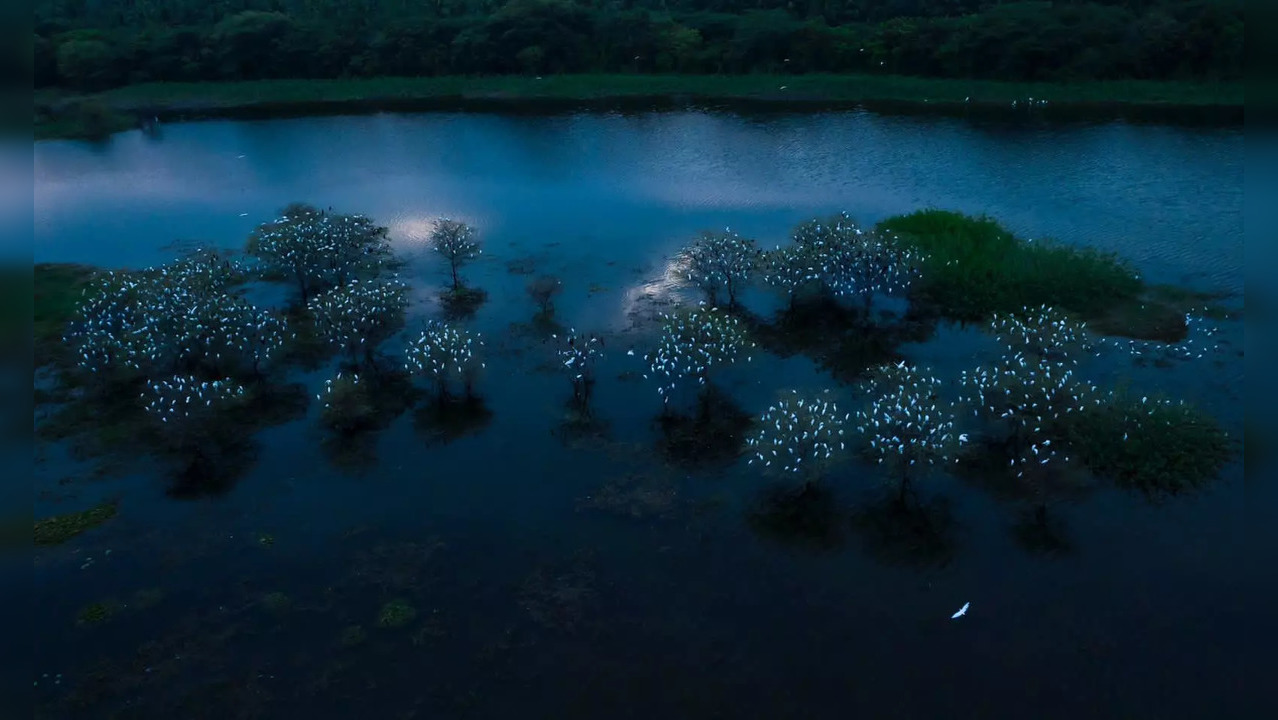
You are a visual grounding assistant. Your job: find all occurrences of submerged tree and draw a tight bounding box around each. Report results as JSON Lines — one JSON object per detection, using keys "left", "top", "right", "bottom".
{"left": 527, "top": 275, "right": 562, "bottom": 316}
{"left": 644, "top": 306, "right": 754, "bottom": 411}
{"left": 429, "top": 218, "right": 482, "bottom": 291}
{"left": 856, "top": 362, "right": 963, "bottom": 502}
{"left": 747, "top": 390, "right": 849, "bottom": 485}
{"left": 248, "top": 204, "right": 393, "bottom": 302}
{"left": 404, "top": 322, "right": 485, "bottom": 399}
{"left": 554, "top": 329, "right": 603, "bottom": 408}
{"left": 675, "top": 229, "right": 759, "bottom": 307}
{"left": 306, "top": 279, "right": 408, "bottom": 369}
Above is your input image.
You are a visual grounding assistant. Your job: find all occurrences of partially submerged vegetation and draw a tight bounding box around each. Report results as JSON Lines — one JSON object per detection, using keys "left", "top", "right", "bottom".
{"left": 34, "top": 501, "right": 118, "bottom": 546}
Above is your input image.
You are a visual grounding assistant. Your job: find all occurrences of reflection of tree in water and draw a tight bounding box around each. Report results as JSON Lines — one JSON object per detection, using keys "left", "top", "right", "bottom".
{"left": 165, "top": 432, "right": 260, "bottom": 499}
{"left": 554, "top": 397, "right": 612, "bottom": 448}
{"left": 743, "top": 295, "right": 937, "bottom": 382}
{"left": 655, "top": 384, "right": 752, "bottom": 467}
{"left": 1011, "top": 505, "right": 1075, "bottom": 558}
{"left": 413, "top": 395, "right": 494, "bottom": 446}
{"left": 849, "top": 491, "right": 958, "bottom": 569}
{"left": 747, "top": 482, "right": 845, "bottom": 553}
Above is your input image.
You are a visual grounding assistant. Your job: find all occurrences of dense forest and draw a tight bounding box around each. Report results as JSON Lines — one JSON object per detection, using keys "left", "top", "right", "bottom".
{"left": 34, "top": 0, "right": 1244, "bottom": 91}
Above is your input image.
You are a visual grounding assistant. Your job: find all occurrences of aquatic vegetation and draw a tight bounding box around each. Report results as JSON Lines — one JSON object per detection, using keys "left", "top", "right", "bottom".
{"left": 318, "top": 373, "right": 375, "bottom": 434}
{"left": 261, "top": 592, "right": 291, "bottom": 613}
{"left": 644, "top": 306, "right": 754, "bottom": 408}
{"left": 306, "top": 279, "right": 408, "bottom": 368}
{"left": 429, "top": 218, "right": 482, "bottom": 291}
{"left": 377, "top": 599, "right": 417, "bottom": 628}
{"left": 34, "top": 501, "right": 117, "bottom": 546}
{"left": 76, "top": 601, "right": 117, "bottom": 627}
{"left": 247, "top": 203, "right": 393, "bottom": 302}
{"left": 439, "top": 285, "right": 489, "bottom": 321}
{"left": 856, "top": 363, "right": 963, "bottom": 497}
{"left": 339, "top": 625, "right": 367, "bottom": 647}
{"left": 675, "top": 229, "right": 760, "bottom": 306}
{"left": 990, "top": 305, "right": 1095, "bottom": 364}
{"left": 578, "top": 472, "right": 679, "bottom": 520}
{"left": 554, "top": 329, "right": 603, "bottom": 406}
{"left": 747, "top": 390, "right": 848, "bottom": 482}
{"left": 405, "top": 322, "right": 485, "bottom": 399}
{"left": 1054, "top": 393, "right": 1232, "bottom": 498}
{"left": 1098, "top": 311, "right": 1225, "bottom": 365}
{"left": 879, "top": 210, "right": 1141, "bottom": 321}
{"left": 519, "top": 562, "right": 595, "bottom": 633}
{"left": 526, "top": 275, "right": 562, "bottom": 315}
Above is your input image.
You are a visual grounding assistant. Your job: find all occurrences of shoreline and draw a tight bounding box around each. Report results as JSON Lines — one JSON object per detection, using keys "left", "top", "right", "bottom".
{"left": 35, "top": 74, "right": 1244, "bottom": 140}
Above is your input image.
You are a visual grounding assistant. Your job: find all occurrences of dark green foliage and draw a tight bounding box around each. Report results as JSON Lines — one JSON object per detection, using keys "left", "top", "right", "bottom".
{"left": 1055, "top": 393, "right": 1233, "bottom": 498}
{"left": 33, "top": 1, "right": 1243, "bottom": 91}
{"left": 34, "top": 501, "right": 117, "bottom": 546}
{"left": 879, "top": 210, "right": 1142, "bottom": 322}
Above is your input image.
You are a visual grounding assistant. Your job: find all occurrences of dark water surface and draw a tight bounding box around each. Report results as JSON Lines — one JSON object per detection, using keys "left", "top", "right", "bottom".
{"left": 27, "top": 110, "right": 1260, "bottom": 719}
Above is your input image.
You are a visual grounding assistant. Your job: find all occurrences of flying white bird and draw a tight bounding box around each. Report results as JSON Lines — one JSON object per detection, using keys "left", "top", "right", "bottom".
{"left": 951, "top": 602, "right": 970, "bottom": 620}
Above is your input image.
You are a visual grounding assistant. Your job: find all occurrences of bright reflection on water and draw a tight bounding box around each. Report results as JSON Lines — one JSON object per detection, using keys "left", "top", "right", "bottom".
{"left": 27, "top": 111, "right": 1253, "bottom": 720}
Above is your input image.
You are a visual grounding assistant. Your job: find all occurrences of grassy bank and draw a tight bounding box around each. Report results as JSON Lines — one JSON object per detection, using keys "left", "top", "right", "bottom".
{"left": 35, "top": 74, "right": 1245, "bottom": 139}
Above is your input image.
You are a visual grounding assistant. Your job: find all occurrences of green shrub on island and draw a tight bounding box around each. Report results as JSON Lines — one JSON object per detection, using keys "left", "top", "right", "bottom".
{"left": 1054, "top": 392, "right": 1232, "bottom": 498}
{"left": 878, "top": 210, "right": 1141, "bottom": 321}
{"left": 247, "top": 204, "right": 394, "bottom": 302}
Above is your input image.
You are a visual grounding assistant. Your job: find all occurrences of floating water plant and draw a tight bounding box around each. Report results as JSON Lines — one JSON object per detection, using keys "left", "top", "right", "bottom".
{"left": 247, "top": 203, "right": 393, "bottom": 302}
{"left": 856, "top": 363, "right": 963, "bottom": 499}
{"left": 34, "top": 501, "right": 117, "bottom": 546}
{"left": 429, "top": 218, "right": 482, "bottom": 291}
{"left": 307, "top": 279, "right": 407, "bottom": 368}
{"left": 747, "top": 390, "right": 848, "bottom": 483}
{"left": 644, "top": 306, "right": 754, "bottom": 409}
{"left": 405, "top": 322, "right": 485, "bottom": 399}
{"left": 378, "top": 599, "right": 417, "bottom": 628}
{"left": 675, "top": 229, "right": 759, "bottom": 307}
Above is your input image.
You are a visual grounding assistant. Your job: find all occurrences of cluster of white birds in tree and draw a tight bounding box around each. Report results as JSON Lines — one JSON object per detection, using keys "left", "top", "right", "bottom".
{"left": 856, "top": 362, "right": 964, "bottom": 475}
{"left": 318, "top": 371, "right": 362, "bottom": 412}
{"left": 248, "top": 205, "right": 392, "bottom": 299}
{"left": 143, "top": 374, "right": 246, "bottom": 422}
{"left": 643, "top": 307, "right": 754, "bottom": 404}
{"left": 307, "top": 279, "right": 408, "bottom": 362}
{"left": 554, "top": 329, "right": 604, "bottom": 388}
{"left": 959, "top": 356, "right": 1095, "bottom": 477}
{"left": 765, "top": 214, "right": 924, "bottom": 305}
{"left": 404, "top": 322, "right": 485, "bottom": 396}
{"left": 66, "top": 250, "right": 286, "bottom": 378}
{"left": 990, "top": 305, "right": 1094, "bottom": 364}
{"left": 747, "top": 390, "right": 848, "bottom": 476}
{"left": 676, "top": 229, "right": 760, "bottom": 305}
{"left": 429, "top": 218, "right": 482, "bottom": 287}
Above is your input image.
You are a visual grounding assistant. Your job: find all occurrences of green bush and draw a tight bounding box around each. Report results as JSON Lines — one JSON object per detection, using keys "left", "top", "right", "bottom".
{"left": 878, "top": 210, "right": 1141, "bottom": 321}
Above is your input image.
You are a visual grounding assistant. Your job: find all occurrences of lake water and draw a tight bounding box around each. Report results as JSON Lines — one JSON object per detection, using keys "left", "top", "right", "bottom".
{"left": 27, "top": 110, "right": 1260, "bottom": 719}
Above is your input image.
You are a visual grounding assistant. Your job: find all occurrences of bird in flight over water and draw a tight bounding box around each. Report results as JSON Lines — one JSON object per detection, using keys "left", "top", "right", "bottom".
{"left": 951, "top": 602, "right": 970, "bottom": 620}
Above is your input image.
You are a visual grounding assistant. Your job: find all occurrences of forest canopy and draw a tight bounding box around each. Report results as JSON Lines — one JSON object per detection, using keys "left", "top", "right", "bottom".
{"left": 33, "top": 0, "right": 1244, "bottom": 90}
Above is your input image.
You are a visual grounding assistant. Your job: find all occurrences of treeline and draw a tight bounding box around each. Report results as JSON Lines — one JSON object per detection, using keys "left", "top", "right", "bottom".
{"left": 34, "top": 0, "right": 1243, "bottom": 91}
